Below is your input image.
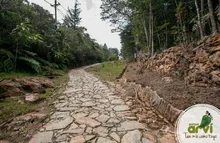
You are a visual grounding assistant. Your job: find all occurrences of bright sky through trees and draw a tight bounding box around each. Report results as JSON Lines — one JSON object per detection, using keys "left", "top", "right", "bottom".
{"left": 29, "top": 0, "right": 121, "bottom": 50}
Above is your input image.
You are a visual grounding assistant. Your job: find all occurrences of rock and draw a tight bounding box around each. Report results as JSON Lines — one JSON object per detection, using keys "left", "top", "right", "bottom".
{"left": 114, "top": 105, "right": 130, "bottom": 111}
{"left": 82, "top": 101, "right": 96, "bottom": 107}
{"left": 142, "top": 138, "right": 149, "bottom": 143}
{"left": 75, "top": 117, "right": 101, "bottom": 127}
{"left": 110, "top": 132, "right": 120, "bottom": 142}
{"left": 0, "top": 80, "right": 23, "bottom": 97}
{"left": 73, "top": 113, "right": 88, "bottom": 119}
{"left": 69, "top": 122, "right": 79, "bottom": 129}
{"left": 56, "top": 134, "right": 68, "bottom": 142}
{"left": 89, "top": 112, "right": 100, "bottom": 118}
{"left": 57, "top": 107, "right": 77, "bottom": 112}
{"left": 99, "top": 99, "right": 109, "bottom": 103}
{"left": 51, "top": 112, "right": 69, "bottom": 119}
{"left": 15, "top": 78, "right": 45, "bottom": 93}
{"left": 85, "top": 135, "right": 96, "bottom": 141}
{"left": 96, "top": 137, "right": 117, "bottom": 143}
{"left": 117, "top": 121, "right": 145, "bottom": 131}
{"left": 8, "top": 112, "right": 47, "bottom": 128}
{"left": 107, "top": 118, "right": 120, "bottom": 124}
{"left": 121, "top": 130, "right": 142, "bottom": 143}
{"left": 96, "top": 114, "right": 110, "bottom": 123}
{"left": 44, "top": 116, "right": 73, "bottom": 130}
{"left": 25, "top": 93, "right": 40, "bottom": 102}
{"left": 93, "top": 126, "right": 109, "bottom": 137}
{"left": 62, "top": 128, "right": 85, "bottom": 134}
{"left": 0, "top": 77, "right": 53, "bottom": 98}
{"left": 29, "top": 131, "right": 53, "bottom": 143}
{"left": 111, "top": 99, "right": 125, "bottom": 104}
{"left": 162, "top": 77, "right": 173, "bottom": 83}
{"left": 86, "top": 127, "right": 93, "bottom": 134}
{"left": 70, "top": 135, "right": 85, "bottom": 143}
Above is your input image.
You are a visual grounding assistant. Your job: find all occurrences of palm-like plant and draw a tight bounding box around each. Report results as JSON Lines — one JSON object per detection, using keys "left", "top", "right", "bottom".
{"left": 10, "top": 22, "right": 43, "bottom": 72}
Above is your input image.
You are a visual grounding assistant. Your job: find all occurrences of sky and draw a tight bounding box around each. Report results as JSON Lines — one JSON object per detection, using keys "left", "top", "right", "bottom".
{"left": 28, "top": 0, "right": 121, "bottom": 50}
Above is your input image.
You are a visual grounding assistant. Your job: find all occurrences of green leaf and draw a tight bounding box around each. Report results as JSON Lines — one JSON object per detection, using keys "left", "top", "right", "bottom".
{"left": 18, "top": 56, "right": 41, "bottom": 73}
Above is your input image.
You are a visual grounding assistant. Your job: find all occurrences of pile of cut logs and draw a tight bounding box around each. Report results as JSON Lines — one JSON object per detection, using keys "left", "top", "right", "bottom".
{"left": 141, "top": 34, "right": 220, "bottom": 87}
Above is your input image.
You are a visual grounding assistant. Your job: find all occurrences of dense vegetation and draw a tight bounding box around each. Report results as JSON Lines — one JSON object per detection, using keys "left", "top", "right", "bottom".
{"left": 100, "top": 0, "right": 220, "bottom": 60}
{"left": 0, "top": 0, "right": 119, "bottom": 73}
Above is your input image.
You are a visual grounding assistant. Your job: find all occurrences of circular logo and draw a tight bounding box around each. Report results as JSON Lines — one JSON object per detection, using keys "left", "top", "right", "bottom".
{"left": 176, "top": 104, "right": 220, "bottom": 143}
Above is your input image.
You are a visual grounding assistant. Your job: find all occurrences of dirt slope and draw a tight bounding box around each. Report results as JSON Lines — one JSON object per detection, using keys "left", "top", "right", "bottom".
{"left": 123, "top": 34, "right": 220, "bottom": 110}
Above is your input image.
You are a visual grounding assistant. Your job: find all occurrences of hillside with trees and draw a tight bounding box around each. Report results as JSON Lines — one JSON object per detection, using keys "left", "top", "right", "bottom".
{"left": 0, "top": 0, "right": 119, "bottom": 74}
{"left": 100, "top": 0, "right": 220, "bottom": 60}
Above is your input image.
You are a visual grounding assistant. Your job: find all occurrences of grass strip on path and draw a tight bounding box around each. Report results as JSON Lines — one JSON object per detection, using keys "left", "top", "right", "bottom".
{"left": 86, "top": 60, "right": 125, "bottom": 81}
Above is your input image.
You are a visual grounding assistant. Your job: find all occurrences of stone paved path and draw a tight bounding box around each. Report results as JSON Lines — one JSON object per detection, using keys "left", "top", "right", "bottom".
{"left": 29, "top": 69, "right": 162, "bottom": 143}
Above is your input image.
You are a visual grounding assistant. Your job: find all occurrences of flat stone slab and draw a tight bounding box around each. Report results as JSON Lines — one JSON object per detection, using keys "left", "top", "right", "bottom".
{"left": 82, "top": 101, "right": 96, "bottom": 107}
{"left": 44, "top": 116, "right": 73, "bottom": 131}
{"left": 73, "top": 113, "right": 88, "bottom": 119}
{"left": 110, "top": 132, "right": 120, "bottom": 142}
{"left": 75, "top": 117, "right": 101, "bottom": 127}
{"left": 89, "top": 112, "right": 100, "bottom": 118}
{"left": 62, "top": 128, "right": 85, "bottom": 134}
{"left": 29, "top": 131, "right": 53, "bottom": 143}
{"left": 117, "top": 121, "right": 145, "bottom": 131}
{"left": 96, "top": 137, "right": 117, "bottom": 143}
{"left": 70, "top": 135, "right": 85, "bottom": 143}
{"left": 96, "top": 114, "right": 110, "bottom": 123}
{"left": 121, "top": 130, "right": 142, "bottom": 143}
{"left": 93, "top": 126, "right": 109, "bottom": 137}
{"left": 111, "top": 99, "right": 125, "bottom": 105}
{"left": 50, "top": 112, "right": 69, "bottom": 119}
{"left": 114, "top": 105, "right": 130, "bottom": 111}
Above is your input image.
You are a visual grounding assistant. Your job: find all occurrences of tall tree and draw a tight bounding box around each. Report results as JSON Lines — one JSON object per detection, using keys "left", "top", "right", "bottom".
{"left": 194, "top": 0, "right": 204, "bottom": 38}
{"left": 207, "top": 0, "right": 218, "bottom": 34}
{"left": 64, "top": 0, "right": 81, "bottom": 28}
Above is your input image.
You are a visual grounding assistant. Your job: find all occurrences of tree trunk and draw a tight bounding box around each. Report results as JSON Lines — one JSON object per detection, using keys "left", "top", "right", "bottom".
{"left": 151, "top": 14, "right": 154, "bottom": 55}
{"left": 143, "top": 19, "right": 150, "bottom": 53}
{"left": 165, "top": 25, "right": 168, "bottom": 49}
{"left": 149, "top": 4, "right": 152, "bottom": 55}
{"left": 163, "top": 7, "right": 168, "bottom": 49}
{"left": 15, "top": 43, "right": 18, "bottom": 71}
{"left": 200, "top": 0, "right": 206, "bottom": 36}
{"left": 156, "top": 30, "right": 161, "bottom": 51}
{"left": 207, "top": 0, "right": 218, "bottom": 34}
{"left": 143, "top": 19, "right": 149, "bottom": 47}
{"left": 195, "top": 0, "right": 204, "bottom": 38}
{"left": 150, "top": 0, "right": 154, "bottom": 55}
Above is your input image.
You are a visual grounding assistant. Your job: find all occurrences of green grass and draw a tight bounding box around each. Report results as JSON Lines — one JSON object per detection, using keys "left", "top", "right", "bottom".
{"left": 0, "top": 69, "right": 67, "bottom": 80}
{"left": 0, "top": 98, "right": 36, "bottom": 122}
{"left": 40, "top": 88, "right": 53, "bottom": 99}
{"left": 86, "top": 60, "right": 125, "bottom": 81}
{"left": 0, "top": 72, "right": 38, "bottom": 80}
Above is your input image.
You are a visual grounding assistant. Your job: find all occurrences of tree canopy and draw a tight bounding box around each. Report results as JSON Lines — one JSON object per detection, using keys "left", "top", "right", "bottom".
{"left": 101, "top": 0, "right": 220, "bottom": 60}
{"left": 0, "top": 0, "right": 118, "bottom": 73}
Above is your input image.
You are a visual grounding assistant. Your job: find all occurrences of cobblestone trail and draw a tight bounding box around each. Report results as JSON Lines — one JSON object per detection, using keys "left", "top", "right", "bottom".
{"left": 29, "top": 69, "right": 174, "bottom": 143}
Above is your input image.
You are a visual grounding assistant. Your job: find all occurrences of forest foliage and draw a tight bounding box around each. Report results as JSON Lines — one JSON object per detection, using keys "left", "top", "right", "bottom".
{"left": 0, "top": 0, "right": 119, "bottom": 73}
{"left": 100, "top": 0, "right": 220, "bottom": 60}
